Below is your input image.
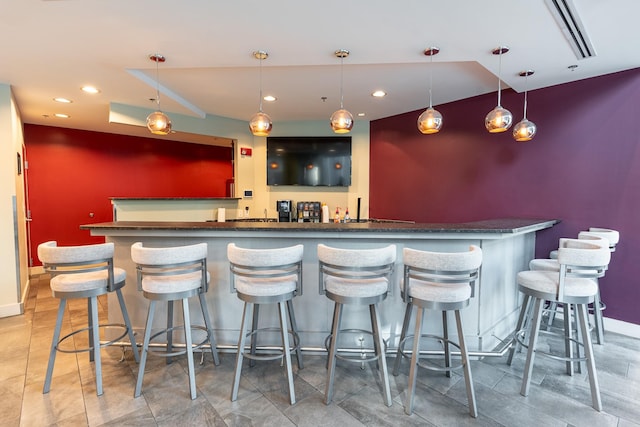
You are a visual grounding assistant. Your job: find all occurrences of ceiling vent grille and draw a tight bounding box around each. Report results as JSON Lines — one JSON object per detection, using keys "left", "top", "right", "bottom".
{"left": 545, "top": 0, "right": 597, "bottom": 59}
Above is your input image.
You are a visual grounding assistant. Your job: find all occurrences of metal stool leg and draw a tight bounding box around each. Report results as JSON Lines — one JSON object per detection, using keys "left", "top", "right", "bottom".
{"left": 166, "top": 300, "right": 174, "bottom": 365}
{"left": 442, "top": 311, "right": 451, "bottom": 378}
{"left": 455, "top": 310, "right": 477, "bottom": 417}
{"left": 563, "top": 302, "right": 575, "bottom": 375}
{"left": 593, "top": 289, "right": 605, "bottom": 345}
{"left": 249, "top": 304, "right": 260, "bottom": 368}
{"left": 405, "top": 306, "right": 425, "bottom": 415}
{"left": 89, "top": 296, "right": 103, "bottom": 396}
{"left": 393, "top": 303, "right": 413, "bottom": 375}
{"left": 116, "top": 288, "right": 140, "bottom": 363}
{"left": 577, "top": 303, "right": 602, "bottom": 411}
{"left": 507, "top": 294, "right": 530, "bottom": 365}
{"left": 43, "top": 298, "right": 67, "bottom": 394}
{"left": 278, "top": 301, "right": 296, "bottom": 405}
{"left": 199, "top": 292, "right": 220, "bottom": 365}
{"left": 287, "top": 299, "right": 304, "bottom": 369}
{"left": 231, "top": 302, "right": 251, "bottom": 401}
{"left": 370, "top": 304, "right": 392, "bottom": 406}
{"left": 182, "top": 298, "right": 197, "bottom": 400}
{"left": 324, "top": 302, "right": 343, "bottom": 405}
{"left": 135, "top": 300, "right": 156, "bottom": 397}
{"left": 521, "top": 297, "right": 543, "bottom": 397}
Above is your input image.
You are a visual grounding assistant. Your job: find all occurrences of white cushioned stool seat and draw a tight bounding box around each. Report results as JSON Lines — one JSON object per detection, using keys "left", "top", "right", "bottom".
{"left": 318, "top": 244, "right": 396, "bottom": 407}
{"left": 228, "top": 243, "right": 304, "bottom": 405}
{"left": 393, "top": 245, "right": 482, "bottom": 417}
{"left": 37, "top": 241, "right": 139, "bottom": 396}
{"left": 508, "top": 238, "right": 610, "bottom": 411}
{"left": 131, "top": 242, "right": 220, "bottom": 401}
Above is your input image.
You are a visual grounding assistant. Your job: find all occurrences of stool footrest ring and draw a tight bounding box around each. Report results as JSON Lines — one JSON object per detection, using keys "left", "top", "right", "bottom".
{"left": 324, "top": 328, "right": 388, "bottom": 364}
{"left": 397, "top": 333, "right": 466, "bottom": 373}
{"left": 513, "top": 328, "right": 588, "bottom": 364}
{"left": 147, "top": 325, "right": 210, "bottom": 358}
{"left": 241, "top": 326, "right": 300, "bottom": 362}
{"left": 56, "top": 323, "right": 129, "bottom": 354}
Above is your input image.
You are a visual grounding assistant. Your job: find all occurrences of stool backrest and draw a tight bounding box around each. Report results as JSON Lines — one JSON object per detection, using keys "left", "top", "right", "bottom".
{"left": 131, "top": 242, "right": 209, "bottom": 292}
{"left": 401, "top": 245, "right": 482, "bottom": 302}
{"left": 581, "top": 227, "right": 620, "bottom": 251}
{"left": 227, "top": 243, "right": 304, "bottom": 295}
{"left": 37, "top": 241, "right": 118, "bottom": 291}
{"left": 556, "top": 238, "right": 611, "bottom": 300}
{"left": 317, "top": 244, "right": 396, "bottom": 295}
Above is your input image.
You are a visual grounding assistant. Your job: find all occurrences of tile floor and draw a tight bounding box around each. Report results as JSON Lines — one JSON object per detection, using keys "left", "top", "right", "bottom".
{"left": 2, "top": 275, "right": 640, "bottom": 426}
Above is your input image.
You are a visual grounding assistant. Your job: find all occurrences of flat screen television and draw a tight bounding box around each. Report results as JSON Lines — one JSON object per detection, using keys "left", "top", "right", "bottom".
{"left": 266, "top": 136, "right": 352, "bottom": 186}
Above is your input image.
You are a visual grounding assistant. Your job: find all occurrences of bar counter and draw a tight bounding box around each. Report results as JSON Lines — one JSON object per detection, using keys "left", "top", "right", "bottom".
{"left": 82, "top": 218, "right": 557, "bottom": 355}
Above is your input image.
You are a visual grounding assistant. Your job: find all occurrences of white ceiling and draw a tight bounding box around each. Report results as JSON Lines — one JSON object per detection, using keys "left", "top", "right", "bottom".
{"left": 3, "top": 0, "right": 639, "bottom": 144}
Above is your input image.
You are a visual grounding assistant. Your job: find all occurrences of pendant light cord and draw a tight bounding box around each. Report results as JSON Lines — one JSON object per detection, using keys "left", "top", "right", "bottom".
{"left": 154, "top": 55, "right": 161, "bottom": 110}
{"left": 258, "top": 54, "right": 264, "bottom": 113}
{"left": 339, "top": 54, "right": 345, "bottom": 109}
{"left": 523, "top": 72, "right": 529, "bottom": 119}
{"left": 429, "top": 52, "right": 434, "bottom": 109}
{"left": 497, "top": 50, "right": 503, "bottom": 107}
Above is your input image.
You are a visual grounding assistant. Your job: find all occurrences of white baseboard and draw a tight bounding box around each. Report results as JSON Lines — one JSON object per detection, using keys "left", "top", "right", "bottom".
{"left": 603, "top": 317, "right": 640, "bottom": 339}
{"left": 0, "top": 302, "right": 23, "bottom": 318}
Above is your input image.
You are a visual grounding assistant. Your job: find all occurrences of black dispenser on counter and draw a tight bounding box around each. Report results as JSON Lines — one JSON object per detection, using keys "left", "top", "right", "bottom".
{"left": 277, "top": 200, "right": 293, "bottom": 222}
{"left": 296, "top": 201, "right": 321, "bottom": 223}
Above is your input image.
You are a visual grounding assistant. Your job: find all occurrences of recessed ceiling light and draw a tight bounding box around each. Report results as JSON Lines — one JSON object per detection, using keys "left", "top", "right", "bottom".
{"left": 263, "top": 95, "right": 277, "bottom": 102}
{"left": 53, "top": 97, "right": 72, "bottom": 103}
{"left": 357, "top": 112, "right": 366, "bottom": 117}
{"left": 81, "top": 86, "right": 100, "bottom": 94}
{"left": 372, "top": 90, "right": 386, "bottom": 98}
{"left": 54, "top": 113, "right": 70, "bottom": 118}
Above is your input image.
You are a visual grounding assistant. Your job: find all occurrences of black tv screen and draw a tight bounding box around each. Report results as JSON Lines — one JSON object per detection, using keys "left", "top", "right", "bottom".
{"left": 266, "top": 136, "right": 352, "bottom": 186}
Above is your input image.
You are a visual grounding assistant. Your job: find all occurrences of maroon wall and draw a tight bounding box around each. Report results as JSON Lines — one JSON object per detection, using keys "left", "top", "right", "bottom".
{"left": 25, "top": 125, "right": 232, "bottom": 265}
{"left": 370, "top": 68, "right": 640, "bottom": 325}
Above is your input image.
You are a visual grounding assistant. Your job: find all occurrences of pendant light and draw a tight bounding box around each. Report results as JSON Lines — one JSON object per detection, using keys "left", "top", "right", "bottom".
{"left": 249, "top": 50, "right": 273, "bottom": 137}
{"left": 417, "top": 46, "right": 443, "bottom": 134}
{"left": 146, "top": 54, "right": 172, "bottom": 135}
{"left": 330, "top": 49, "right": 354, "bottom": 134}
{"left": 485, "top": 46, "right": 512, "bottom": 133}
{"left": 513, "top": 70, "right": 537, "bottom": 142}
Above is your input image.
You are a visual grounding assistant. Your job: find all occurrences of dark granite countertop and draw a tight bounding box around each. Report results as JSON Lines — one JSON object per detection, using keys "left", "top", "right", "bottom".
{"left": 81, "top": 218, "right": 558, "bottom": 234}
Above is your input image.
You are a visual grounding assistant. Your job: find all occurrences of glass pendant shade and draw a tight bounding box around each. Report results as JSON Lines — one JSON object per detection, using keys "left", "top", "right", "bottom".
{"left": 330, "top": 108, "right": 354, "bottom": 133}
{"left": 249, "top": 111, "right": 273, "bottom": 136}
{"left": 147, "top": 54, "right": 171, "bottom": 135}
{"left": 417, "top": 107, "right": 443, "bottom": 134}
{"left": 513, "top": 118, "right": 537, "bottom": 141}
{"left": 417, "top": 47, "right": 442, "bottom": 135}
{"left": 486, "top": 46, "right": 512, "bottom": 133}
{"left": 513, "top": 70, "right": 536, "bottom": 142}
{"left": 331, "top": 49, "right": 353, "bottom": 134}
{"left": 146, "top": 111, "right": 172, "bottom": 135}
{"left": 485, "top": 106, "right": 513, "bottom": 133}
{"left": 250, "top": 51, "right": 273, "bottom": 136}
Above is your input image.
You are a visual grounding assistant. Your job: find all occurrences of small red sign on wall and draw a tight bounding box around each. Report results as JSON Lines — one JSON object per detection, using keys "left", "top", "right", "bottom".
{"left": 240, "top": 147, "right": 252, "bottom": 156}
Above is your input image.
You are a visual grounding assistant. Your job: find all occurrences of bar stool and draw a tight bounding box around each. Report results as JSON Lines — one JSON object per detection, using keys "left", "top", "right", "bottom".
{"left": 509, "top": 238, "right": 610, "bottom": 411}
{"left": 317, "top": 244, "right": 396, "bottom": 407}
{"left": 529, "top": 228, "right": 618, "bottom": 344}
{"left": 37, "top": 241, "right": 140, "bottom": 396}
{"left": 131, "top": 242, "right": 220, "bottom": 400}
{"left": 393, "top": 245, "right": 482, "bottom": 417}
{"left": 227, "top": 243, "right": 304, "bottom": 405}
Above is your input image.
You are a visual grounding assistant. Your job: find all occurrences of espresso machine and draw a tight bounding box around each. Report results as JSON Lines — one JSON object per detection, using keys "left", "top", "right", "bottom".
{"left": 276, "top": 200, "right": 293, "bottom": 222}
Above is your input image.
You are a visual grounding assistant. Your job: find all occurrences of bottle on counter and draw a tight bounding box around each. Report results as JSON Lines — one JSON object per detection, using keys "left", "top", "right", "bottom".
{"left": 344, "top": 207, "right": 350, "bottom": 223}
{"left": 322, "top": 203, "right": 330, "bottom": 223}
{"left": 334, "top": 207, "right": 340, "bottom": 223}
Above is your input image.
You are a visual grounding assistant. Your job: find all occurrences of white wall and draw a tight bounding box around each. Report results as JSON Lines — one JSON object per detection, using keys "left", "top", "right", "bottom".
{"left": 0, "top": 84, "right": 28, "bottom": 318}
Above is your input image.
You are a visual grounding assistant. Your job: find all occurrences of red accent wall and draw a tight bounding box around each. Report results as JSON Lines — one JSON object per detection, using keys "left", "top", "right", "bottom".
{"left": 25, "top": 125, "right": 232, "bottom": 265}
{"left": 370, "top": 68, "right": 640, "bottom": 325}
